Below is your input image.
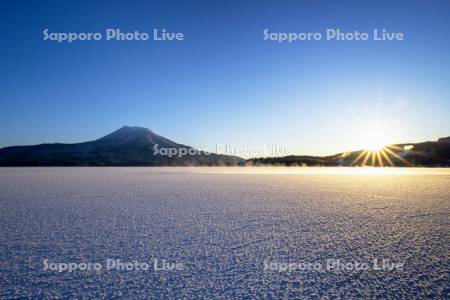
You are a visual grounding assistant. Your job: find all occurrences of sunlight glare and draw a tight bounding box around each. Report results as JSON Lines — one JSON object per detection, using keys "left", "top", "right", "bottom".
{"left": 360, "top": 127, "right": 389, "bottom": 151}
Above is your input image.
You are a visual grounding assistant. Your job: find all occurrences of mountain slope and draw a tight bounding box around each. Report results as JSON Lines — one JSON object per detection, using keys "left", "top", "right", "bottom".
{"left": 0, "top": 126, "right": 243, "bottom": 166}
{"left": 245, "top": 136, "right": 450, "bottom": 167}
{"left": 338, "top": 137, "right": 450, "bottom": 166}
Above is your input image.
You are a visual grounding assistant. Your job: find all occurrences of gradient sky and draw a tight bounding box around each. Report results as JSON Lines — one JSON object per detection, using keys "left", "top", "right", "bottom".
{"left": 1, "top": 0, "right": 449, "bottom": 157}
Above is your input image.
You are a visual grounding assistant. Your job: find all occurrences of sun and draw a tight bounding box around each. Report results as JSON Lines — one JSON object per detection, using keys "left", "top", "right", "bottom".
{"left": 359, "top": 127, "right": 389, "bottom": 151}
{"left": 350, "top": 124, "right": 410, "bottom": 167}
{"left": 340, "top": 97, "right": 412, "bottom": 167}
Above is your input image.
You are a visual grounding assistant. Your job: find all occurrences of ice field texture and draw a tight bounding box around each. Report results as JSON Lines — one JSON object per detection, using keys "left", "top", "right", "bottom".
{"left": 0, "top": 167, "right": 449, "bottom": 298}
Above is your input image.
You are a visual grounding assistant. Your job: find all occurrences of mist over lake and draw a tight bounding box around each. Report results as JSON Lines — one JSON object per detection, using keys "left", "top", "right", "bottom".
{"left": 1, "top": 167, "right": 448, "bottom": 298}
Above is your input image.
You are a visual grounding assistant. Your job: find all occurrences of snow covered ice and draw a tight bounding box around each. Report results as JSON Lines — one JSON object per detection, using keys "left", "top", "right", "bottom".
{"left": 0, "top": 167, "right": 449, "bottom": 298}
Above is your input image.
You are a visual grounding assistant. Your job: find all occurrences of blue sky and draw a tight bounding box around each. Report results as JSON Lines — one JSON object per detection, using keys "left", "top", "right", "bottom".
{"left": 1, "top": 0, "right": 449, "bottom": 156}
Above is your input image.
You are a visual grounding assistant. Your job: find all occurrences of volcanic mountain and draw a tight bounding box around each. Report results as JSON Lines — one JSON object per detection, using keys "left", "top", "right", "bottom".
{"left": 0, "top": 126, "right": 244, "bottom": 166}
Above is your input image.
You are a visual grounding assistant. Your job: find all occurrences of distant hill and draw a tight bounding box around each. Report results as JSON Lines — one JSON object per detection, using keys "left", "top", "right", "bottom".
{"left": 245, "top": 137, "right": 450, "bottom": 167}
{"left": 1, "top": 129, "right": 449, "bottom": 167}
{"left": 0, "top": 126, "right": 243, "bottom": 166}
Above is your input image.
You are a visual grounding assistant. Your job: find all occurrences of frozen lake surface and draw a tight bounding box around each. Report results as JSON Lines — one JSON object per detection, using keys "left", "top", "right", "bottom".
{"left": 1, "top": 167, "right": 449, "bottom": 298}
